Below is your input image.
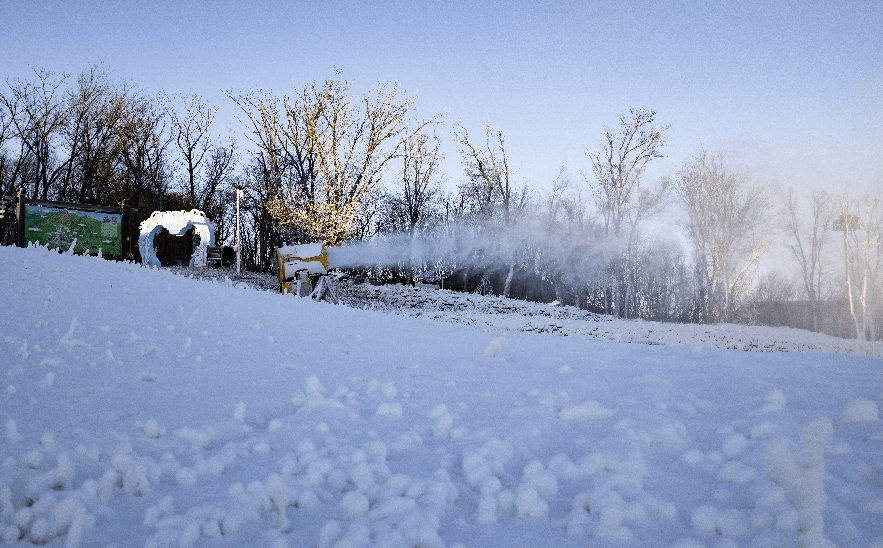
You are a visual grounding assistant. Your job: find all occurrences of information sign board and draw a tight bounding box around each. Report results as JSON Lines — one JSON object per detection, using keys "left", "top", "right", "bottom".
{"left": 23, "top": 205, "right": 122, "bottom": 255}
{"left": 15, "top": 198, "right": 134, "bottom": 259}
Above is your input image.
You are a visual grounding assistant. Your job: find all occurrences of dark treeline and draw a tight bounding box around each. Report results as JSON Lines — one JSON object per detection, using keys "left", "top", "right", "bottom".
{"left": 0, "top": 66, "right": 239, "bottom": 247}
{"left": 2, "top": 66, "right": 880, "bottom": 340}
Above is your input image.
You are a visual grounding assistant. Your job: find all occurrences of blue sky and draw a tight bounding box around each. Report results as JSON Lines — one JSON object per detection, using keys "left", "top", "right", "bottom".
{"left": 3, "top": 0, "right": 882, "bottom": 199}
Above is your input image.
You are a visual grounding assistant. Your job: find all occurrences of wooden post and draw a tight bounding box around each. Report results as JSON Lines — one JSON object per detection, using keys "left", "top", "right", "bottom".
{"left": 16, "top": 189, "right": 24, "bottom": 248}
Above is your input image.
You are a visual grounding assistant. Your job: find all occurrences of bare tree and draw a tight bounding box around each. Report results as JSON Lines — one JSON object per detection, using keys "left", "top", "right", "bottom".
{"left": 582, "top": 109, "right": 669, "bottom": 318}
{"left": 236, "top": 152, "right": 284, "bottom": 271}
{"left": 117, "top": 97, "right": 173, "bottom": 211}
{"left": 540, "top": 171, "right": 596, "bottom": 305}
{"left": 0, "top": 150, "right": 34, "bottom": 200}
{"left": 225, "top": 89, "right": 286, "bottom": 186}
{"left": 452, "top": 118, "right": 523, "bottom": 224}
{"left": 854, "top": 196, "right": 883, "bottom": 341}
{"left": 452, "top": 119, "right": 530, "bottom": 297}
{"left": 59, "top": 64, "right": 102, "bottom": 200}
{"left": 0, "top": 97, "right": 14, "bottom": 155}
{"left": 0, "top": 91, "right": 33, "bottom": 199}
{"left": 781, "top": 188, "right": 836, "bottom": 331}
{"left": 363, "top": 127, "right": 444, "bottom": 243}
{"left": 671, "top": 150, "right": 772, "bottom": 323}
{"left": 545, "top": 170, "right": 589, "bottom": 231}
{"left": 1, "top": 68, "right": 71, "bottom": 200}
{"left": 386, "top": 127, "right": 444, "bottom": 236}
{"left": 164, "top": 93, "right": 232, "bottom": 211}
{"left": 198, "top": 146, "right": 237, "bottom": 243}
{"left": 586, "top": 108, "right": 669, "bottom": 237}
{"left": 751, "top": 270, "right": 797, "bottom": 302}
{"left": 611, "top": 181, "right": 672, "bottom": 318}
{"left": 0, "top": 102, "right": 24, "bottom": 197}
{"left": 0, "top": 103, "right": 10, "bottom": 137}
{"left": 61, "top": 65, "right": 133, "bottom": 204}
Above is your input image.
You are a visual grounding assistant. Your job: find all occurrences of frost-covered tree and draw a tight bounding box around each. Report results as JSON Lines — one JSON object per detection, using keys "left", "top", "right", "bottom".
{"left": 584, "top": 109, "right": 669, "bottom": 318}
{"left": 780, "top": 188, "right": 837, "bottom": 332}
{"left": 585, "top": 108, "right": 668, "bottom": 237}
{"left": 836, "top": 195, "right": 883, "bottom": 340}
{"left": 670, "top": 150, "right": 772, "bottom": 323}
{"left": 229, "top": 74, "right": 433, "bottom": 246}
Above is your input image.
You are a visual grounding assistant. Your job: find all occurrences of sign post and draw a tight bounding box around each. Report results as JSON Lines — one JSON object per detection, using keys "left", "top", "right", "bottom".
{"left": 236, "top": 189, "right": 243, "bottom": 274}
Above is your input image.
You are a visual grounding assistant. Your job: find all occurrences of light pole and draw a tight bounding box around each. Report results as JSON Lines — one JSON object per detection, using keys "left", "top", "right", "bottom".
{"left": 834, "top": 210, "right": 860, "bottom": 338}
{"left": 236, "top": 189, "right": 243, "bottom": 274}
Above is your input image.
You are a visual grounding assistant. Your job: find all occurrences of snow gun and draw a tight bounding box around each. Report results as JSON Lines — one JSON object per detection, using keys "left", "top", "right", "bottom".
{"left": 276, "top": 242, "right": 338, "bottom": 302}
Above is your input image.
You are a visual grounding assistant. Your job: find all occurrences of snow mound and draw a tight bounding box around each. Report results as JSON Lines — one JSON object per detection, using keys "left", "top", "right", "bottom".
{"left": 840, "top": 398, "right": 879, "bottom": 423}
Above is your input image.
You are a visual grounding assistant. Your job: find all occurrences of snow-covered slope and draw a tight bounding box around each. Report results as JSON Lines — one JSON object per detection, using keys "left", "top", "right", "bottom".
{"left": 2, "top": 245, "right": 882, "bottom": 548}
{"left": 169, "top": 266, "right": 883, "bottom": 356}
{"left": 339, "top": 283, "right": 883, "bottom": 356}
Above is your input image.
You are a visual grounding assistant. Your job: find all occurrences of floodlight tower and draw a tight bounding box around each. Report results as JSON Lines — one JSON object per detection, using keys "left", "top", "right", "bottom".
{"left": 833, "top": 210, "right": 860, "bottom": 338}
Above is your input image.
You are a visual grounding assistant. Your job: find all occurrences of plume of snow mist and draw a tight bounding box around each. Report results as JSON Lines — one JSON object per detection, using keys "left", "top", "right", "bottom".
{"left": 326, "top": 219, "right": 617, "bottom": 287}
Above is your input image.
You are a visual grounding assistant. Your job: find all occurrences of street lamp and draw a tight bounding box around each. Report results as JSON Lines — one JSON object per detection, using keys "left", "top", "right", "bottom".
{"left": 236, "top": 189, "right": 243, "bottom": 274}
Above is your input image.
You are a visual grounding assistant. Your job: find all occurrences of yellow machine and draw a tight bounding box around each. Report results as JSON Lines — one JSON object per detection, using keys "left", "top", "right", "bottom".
{"left": 277, "top": 242, "right": 328, "bottom": 296}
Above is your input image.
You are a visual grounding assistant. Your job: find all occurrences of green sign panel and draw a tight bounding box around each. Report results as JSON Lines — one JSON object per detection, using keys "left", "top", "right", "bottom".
{"left": 24, "top": 205, "right": 122, "bottom": 255}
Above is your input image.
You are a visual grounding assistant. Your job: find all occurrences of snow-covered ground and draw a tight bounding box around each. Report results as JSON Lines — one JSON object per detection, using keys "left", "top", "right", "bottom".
{"left": 2, "top": 245, "right": 882, "bottom": 548}
{"left": 169, "top": 266, "right": 883, "bottom": 357}
{"left": 338, "top": 284, "right": 883, "bottom": 356}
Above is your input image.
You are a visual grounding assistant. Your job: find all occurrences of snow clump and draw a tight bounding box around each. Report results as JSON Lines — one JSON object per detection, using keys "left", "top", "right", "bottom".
{"left": 5, "top": 420, "right": 20, "bottom": 444}
{"left": 142, "top": 419, "right": 167, "bottom": 439}
{"left": 376, "top": 402, "right": 403, "bottom": 417}
{"left": 840, "top": 398, "right": 879, "bottom": 423}
{"left": 691, "top": 504, "right": 748, "bottom": 537}
{"left": 484, "top": 336, "right": 506, "bottom": 357}
{"left": 764, "top": 417, "right": 834, "bottom": 548}
{"left": 559, "top": 400, "right": 614, "bottom": 422}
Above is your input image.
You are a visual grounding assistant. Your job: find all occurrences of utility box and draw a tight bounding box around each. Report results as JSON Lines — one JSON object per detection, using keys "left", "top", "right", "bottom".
{"left": 204, "top": 246, "right": 235, "bottom": 267}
